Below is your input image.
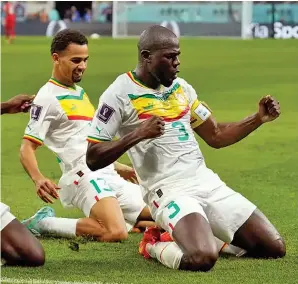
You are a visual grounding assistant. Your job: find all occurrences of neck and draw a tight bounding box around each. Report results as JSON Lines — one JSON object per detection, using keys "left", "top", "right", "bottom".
{"left": 134, "top": 65, "right": 161, "bottom": 90}
{"left": 51, "top": 70, "right": 75, "bottom": 88}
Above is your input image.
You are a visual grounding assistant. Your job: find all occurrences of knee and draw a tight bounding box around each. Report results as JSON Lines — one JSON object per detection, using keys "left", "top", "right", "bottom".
{"left": 269, "top": 238, "right": 286, "bottom": 259}
{"left": 186, "top": 248, "right": 218, "bottom": 272}
{"left": 24, "top": 245, "right": 45, "bottom": 267}
{"left": 109, "top": 228, "right": 128, "bottom": 242}
{"left": 2, "top": 244, "right": 45, "bottom": 267}
{"left": 27, "top": 248, "right": 45, "bottom": 267}
{"left": 100, "top": 228, "right": 128, "bottom": 242}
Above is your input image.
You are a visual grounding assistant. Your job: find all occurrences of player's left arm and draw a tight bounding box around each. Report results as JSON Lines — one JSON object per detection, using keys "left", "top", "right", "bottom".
{"left": 192, "top": 95, "right": 280, "bottom": 149}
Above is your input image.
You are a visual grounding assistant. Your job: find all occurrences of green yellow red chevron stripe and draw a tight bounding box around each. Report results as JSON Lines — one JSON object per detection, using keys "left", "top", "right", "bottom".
{"left": 23, "top": 134, "right": 43, "bottom": 145}
{"left": 87, "top": 136, "right": 111, "bottom": 143}
{"left": 127, "top": 83, "right": 189, "bottom": 122}
{"left": 49, "top": 78, "right": 77, "bottom": 91}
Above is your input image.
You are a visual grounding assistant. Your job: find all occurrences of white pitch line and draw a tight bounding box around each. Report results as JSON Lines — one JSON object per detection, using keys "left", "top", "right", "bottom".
{"left": 0, "top": 277, "right": 129, "bottom": 284}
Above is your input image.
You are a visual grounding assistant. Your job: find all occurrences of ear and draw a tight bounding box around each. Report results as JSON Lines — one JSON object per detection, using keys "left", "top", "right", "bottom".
{"left": 140, "top": 50, "right": 151, "bottom": 62}
{"left": 52, "top": 53, "right": 59, "bottom": 63}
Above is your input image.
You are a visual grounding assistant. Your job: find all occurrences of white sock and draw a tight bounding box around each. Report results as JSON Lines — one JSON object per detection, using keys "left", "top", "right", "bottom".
{"left": 125, "top": 222, "right": 134, "bottom": 232}
{"left": 147, "top": 242, "right": 183, "bottom": 270}
{"left": 214, "top": 237, "right": 247, "bottom": 257}
{"left": 145, "top": 236, "right": 246, "bottom": 270}
{"left": 37, "top": 217, "right": 78, "bottom": 238}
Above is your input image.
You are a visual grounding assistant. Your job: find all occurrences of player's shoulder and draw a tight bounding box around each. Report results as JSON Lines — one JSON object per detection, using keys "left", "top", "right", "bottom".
{"left": 102, "top": 72, "right": 132, "bottom": 97}
{"left": 175, "top": 77, "right": 197, "bottom": 94}
{"left": 34, "top": 81, "right": 59, "bottom": 105}
{"left": 112, "top": 72, "right": 131, "bottom": 88}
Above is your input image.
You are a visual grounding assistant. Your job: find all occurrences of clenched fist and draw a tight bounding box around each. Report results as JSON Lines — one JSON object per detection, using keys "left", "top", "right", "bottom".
{"left": 258, "top": 95, "right": 280, "bottom": 123}
{"left": 138, "top": 116, "right": 165, "bottom": 139}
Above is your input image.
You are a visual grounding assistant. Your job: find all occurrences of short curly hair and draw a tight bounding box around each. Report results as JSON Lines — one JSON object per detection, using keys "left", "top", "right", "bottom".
{"left": 50, "top": 29, "right": 88, "bottom": 54}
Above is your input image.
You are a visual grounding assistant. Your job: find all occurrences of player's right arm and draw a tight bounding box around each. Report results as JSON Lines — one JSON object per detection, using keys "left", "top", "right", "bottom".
{"left": 86, "top": 86, "right": 164, "bottom": 171}
{"left": 20, "top": 94, "right": 60, "bottom": 203}
{"left": 1, "top": 94, "right": 34, "bottom": 115}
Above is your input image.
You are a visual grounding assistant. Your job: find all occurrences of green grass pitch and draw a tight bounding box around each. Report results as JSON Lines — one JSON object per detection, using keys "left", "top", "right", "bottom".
{"left": 1, "top": 37, "right": 297, "bottom": 284}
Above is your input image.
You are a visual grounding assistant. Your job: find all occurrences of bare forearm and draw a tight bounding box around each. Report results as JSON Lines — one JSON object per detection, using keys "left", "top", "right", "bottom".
{"left": 87, "top": 131, "right": 143, "bottom": 171}
{"left": 1, "top": 102, "right": 10, "bottom": 114}
{"left": 20, "top": 144, "right": 43, "bottom": 182}
{"left": 216, "top": 112, "right": 263, "bottom": 148}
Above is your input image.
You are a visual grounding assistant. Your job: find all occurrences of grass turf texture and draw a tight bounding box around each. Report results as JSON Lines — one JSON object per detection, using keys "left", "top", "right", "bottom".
{"left": 1, "top": 37, "right": 297, "bottom": 284}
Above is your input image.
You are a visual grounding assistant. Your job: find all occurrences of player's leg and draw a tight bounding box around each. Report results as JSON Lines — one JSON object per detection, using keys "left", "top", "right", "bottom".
{"left": 4, "top": 22, "right": 10, "bottom": 42}
{"left": 74, "top": 170, "right": 128, "bottom": 241}
{"left": 160, "top": 230, "right": 246, "bottom": 257}
{"left": 22, "top": 205, "right": 127, "bottom": 242}
{"left": 5, "top": 20, "right": 13, "bottom": 44}
{"left": 140, "top": 196, "right": 219, "bottom": 271}
{"left": 22, "top": 206, "right": 79, "bottom": 238}
{"left": 23, "top": 171, "right": 128, "bottom": 242}
{"left": 1, "top": 205, "right": 45, "bottom": 266}
{"left": 205, "top": 185, "right": 285, "bottom": 259}
{"left": 132, "top": 205, "right": 156, "bottom": 232}
{"left": 108, "top": 176, "right": 156, "bottom": 232}
{"left": 11, "top": 18, "right": 16, "bottom": 42}
{"left": 136, "top": 206, "right": 154, "bottom": 223}
{"left": 231, "top": 208, "right": 285, "bottom": 258}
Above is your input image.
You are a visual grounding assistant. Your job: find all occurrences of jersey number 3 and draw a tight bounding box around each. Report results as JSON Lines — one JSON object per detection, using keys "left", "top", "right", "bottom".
{"left": 172, "top": 121, "right": 189, "bottom": 141}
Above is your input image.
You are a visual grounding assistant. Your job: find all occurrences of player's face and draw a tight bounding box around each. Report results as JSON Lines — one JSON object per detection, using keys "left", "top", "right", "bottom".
{"left": 54, "top": 43, "right": 89, "bottom": 84}
{"left": 149, "top": 38, "right": 180, "bottom": 87}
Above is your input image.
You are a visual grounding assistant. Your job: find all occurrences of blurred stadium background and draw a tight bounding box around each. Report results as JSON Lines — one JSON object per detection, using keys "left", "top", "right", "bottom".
{"left": 1, "top": 1, "right": 298, "bottom": 38}
{"left": 1, "top": 1, "right": 297, "bottom": 284}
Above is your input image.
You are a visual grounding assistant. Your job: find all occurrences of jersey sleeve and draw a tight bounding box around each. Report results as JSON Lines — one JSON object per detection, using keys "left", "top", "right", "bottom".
{"left": 87, "top": 84, "right": 123, "bottom": 144}
{"left": 181, "top": 79, "right": 212, "bottom": 129}
{"left": 23, "top": 91, "right": 58, "bottom": 145}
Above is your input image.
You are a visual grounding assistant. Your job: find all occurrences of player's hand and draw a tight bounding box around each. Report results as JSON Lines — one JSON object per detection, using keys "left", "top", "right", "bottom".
{"left": 34, "top": 177, "right": 60, "bottom": 203}
{"left": 4, "top": 94, "right": 35, "bottom": 114}
{"left": 138, "top": 116, "right": 165, "bottom": 139}
{"left": 258, "top": 95, "right": 280, "bottom": 123}
{"left": 114, "top": 162, "right": 138, "bottom": 184}
{"left": 6, "top": 94, "right": 35, "bottom": 113}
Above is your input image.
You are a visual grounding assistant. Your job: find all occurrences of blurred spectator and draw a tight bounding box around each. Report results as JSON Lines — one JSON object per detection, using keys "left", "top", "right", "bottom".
{"left": 39, "top": 9, "right": 48, "bottom": 23}
{"left": 64, "top": 8, "right": 72, "bottom": 22}
{"left": 83, "top": 8, "right": 92, "bottom": 23}
{"left": 14, "top": 2, "right": 26, "bottom": 22}
{"left": 48, "top": 7, "right": 60, "bottom": 21}
{"left": 97, "top": 1, "right": 112, "bottom": 22}
{"left": 71, "top": 6, "right": 81, "bottom": 22}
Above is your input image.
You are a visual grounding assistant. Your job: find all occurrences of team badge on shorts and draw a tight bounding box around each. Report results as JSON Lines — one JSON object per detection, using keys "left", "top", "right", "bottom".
{"left": 31, "top": 105, "right": 43, "bottom": 121}
{"left": 156, "top": 189, "right": 163, "bottom": 198}
{"left": 97, "top": 103, "right": 115, "bottom": 124}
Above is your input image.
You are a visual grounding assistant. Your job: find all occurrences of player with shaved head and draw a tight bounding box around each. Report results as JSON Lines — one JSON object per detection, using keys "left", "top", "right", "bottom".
{"left": 87, "top": 25, "right": 284, "bottom": 271}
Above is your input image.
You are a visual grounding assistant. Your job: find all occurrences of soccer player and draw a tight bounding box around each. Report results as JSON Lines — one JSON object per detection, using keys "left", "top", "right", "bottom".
{"left": 3, "top": 1, "right": 16, "bottom": 44}
{"left": 86, "top": 25, "right": 285, "bottom": 271}
{"left": 1, "top": 94, "right": 45, "bottom": 266}
{"left": 20, "top": 29, "right": 154, "bottom": 241}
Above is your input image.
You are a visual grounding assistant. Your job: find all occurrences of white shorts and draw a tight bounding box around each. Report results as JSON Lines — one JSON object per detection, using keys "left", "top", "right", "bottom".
{"left": 0, "top": 202, "right": 16, "bottom": 231}
{"left": 58, "top": 167, "right": 146, "bottom": 226}
{"left": 151, "top": 184, "right": 256, "bottom": 243}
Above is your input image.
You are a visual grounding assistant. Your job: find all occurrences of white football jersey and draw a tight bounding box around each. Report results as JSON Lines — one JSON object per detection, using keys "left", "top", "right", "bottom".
{"left": 24, "top": 78, "right": 97, "bottom": 173}
{"left": 88, "top": 72, "right": 223, "bottom": 204}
